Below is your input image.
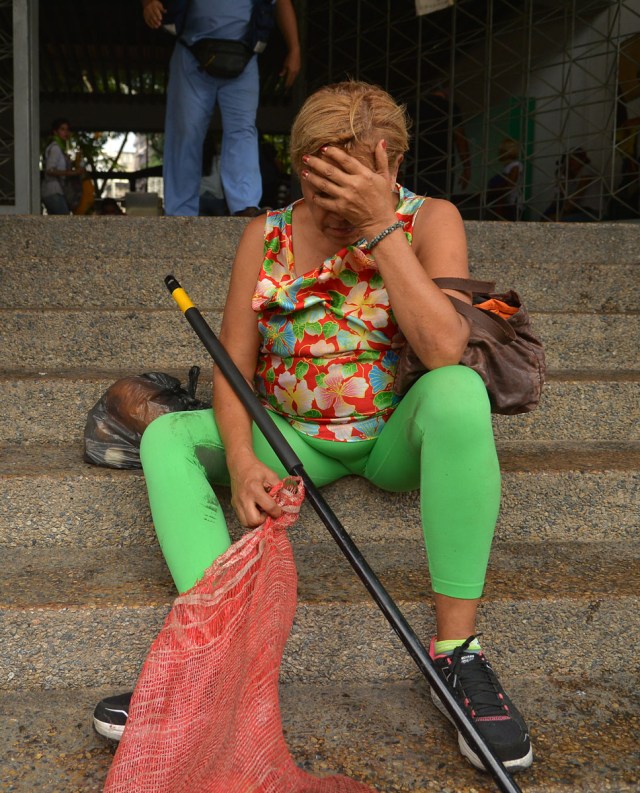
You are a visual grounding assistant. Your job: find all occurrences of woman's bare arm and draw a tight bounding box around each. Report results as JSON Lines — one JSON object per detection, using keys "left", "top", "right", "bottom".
{"left": 366, "top": 196, "right": 471, "bottom": 369}
{"left": 213, "top": 217, "right": 282, "bottom": 526}
{"left": 274, "top": 0, "right": 301, "bottom": 88}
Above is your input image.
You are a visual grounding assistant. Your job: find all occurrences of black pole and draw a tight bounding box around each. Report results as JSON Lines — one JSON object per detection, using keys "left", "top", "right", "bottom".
{"left": 164, "top": 274, "right": 524, "bottom": 793}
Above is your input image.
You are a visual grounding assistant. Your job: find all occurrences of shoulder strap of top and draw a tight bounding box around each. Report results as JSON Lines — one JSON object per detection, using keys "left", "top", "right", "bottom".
{"left": 395, "top": 185, "right": 429, "bottom": 235}
{"left": 263, "top": 206, "right": 287, "bottom": 245}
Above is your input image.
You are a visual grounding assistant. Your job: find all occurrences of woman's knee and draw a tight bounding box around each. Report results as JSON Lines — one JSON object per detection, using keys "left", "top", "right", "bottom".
{"left": 139, "top": 409, "right": 210, "bottom": 469}
{"left": 409, "top": 365, "right": 491, "bottom": 430}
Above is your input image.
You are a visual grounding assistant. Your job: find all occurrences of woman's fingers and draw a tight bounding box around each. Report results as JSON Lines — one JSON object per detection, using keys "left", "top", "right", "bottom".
{"left": 302, "top": 144, "right": 373, "bottom": 185}
{"left": 318, "top": 143, "right": 389, "bottom": 176}
{"left": 301, "top": 142, "right": 397, "bottom": 235}
{"left": 318, "top": 145, "right": 366, "bottom": 174}
{"left": 255, "top": 486, "right": 283, "bottom": 519}
{"left": 231, "top": 467, "right": 283, "bottom": 528}
{"left": 237, "top": 488, "right": 282, "bottom": 528}
{"left": 302, "top": 156, "right": 350, "bottom": 193}
{"left": 302, "top": 142, "right": 391, "bottom": 196}
{"left": 301, "top": 170, "right": 343, "bottom": 202}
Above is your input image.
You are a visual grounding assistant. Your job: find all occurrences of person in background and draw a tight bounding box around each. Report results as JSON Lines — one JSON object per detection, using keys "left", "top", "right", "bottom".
{"left": 609, "top": 97, "right": 640, "bottom": 219}
{"left": 92, "top": 80, "right": 533, "bottom": 776}
{"left": 73, "top": 163, "right": 96, "bottom": 216}
{"left": 404, "top": 83, "right": 471, "bottom": 198}
{"left": 142, "top": 0, "right": 301, "bottom": 217}
{"left": 41, "top": 118, "right": 84, "bottom": 215}
{"left": 486, "top": 137, "right": 523, "bottom": 221}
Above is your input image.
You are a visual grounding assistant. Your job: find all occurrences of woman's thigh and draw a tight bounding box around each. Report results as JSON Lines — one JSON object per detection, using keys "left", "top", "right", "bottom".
{"left": 363, "top": 366, "right": 500, "bottom": 597}
{"left": 141, "top": 408, "right": 355, "bottom": 491}
{"left": 140, "top": 409, "right": 232, "bottom": 592}
{"left": 251, "top": 410, "right": 354, "bottom": 487}
{"left": 364, "top": 365, "right": 495, "bottom": 491}
{"left": 140, "top": 408, "right": 353, "bottom": 591}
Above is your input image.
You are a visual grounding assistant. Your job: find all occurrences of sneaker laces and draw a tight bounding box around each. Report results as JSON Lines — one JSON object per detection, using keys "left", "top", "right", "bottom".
{"left": 447, "top": 634, "right": 510, "bottom": 719}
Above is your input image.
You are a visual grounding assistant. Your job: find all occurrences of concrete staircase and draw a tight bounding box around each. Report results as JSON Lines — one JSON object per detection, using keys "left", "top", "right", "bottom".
{"left": 1, "top": 216, "right": 638, "bottom": 793}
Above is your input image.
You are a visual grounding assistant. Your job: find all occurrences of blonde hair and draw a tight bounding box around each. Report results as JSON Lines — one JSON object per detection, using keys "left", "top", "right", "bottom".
{"left": 499, "top": 137, "right": 519, "bottom": 162}
{"left": 290, "top": 81, "right": 410, "bottom": 174}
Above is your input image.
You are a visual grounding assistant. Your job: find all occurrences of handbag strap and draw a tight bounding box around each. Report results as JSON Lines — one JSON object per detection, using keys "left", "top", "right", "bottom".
{"left": 446, "top": 295, "right": 516, "bottom": 343}
{"left": 431, "top": 277, "right": 516, "bottom": 344}
{"left": 432, "top": 276, "right": 496, "bottom": 294}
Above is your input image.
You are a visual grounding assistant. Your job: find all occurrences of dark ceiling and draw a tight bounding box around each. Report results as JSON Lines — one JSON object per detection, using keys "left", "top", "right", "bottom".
{"left": 39, "top": 0, "right": 613, "bottom": 134}
{"left": 39, "top": 0, "right": 298, "bottom": 134}
{"left": 39, "top": 0, "right": 529, "bottom": 134}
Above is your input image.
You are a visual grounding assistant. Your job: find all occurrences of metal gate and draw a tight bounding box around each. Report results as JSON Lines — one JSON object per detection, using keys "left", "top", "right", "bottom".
{"left": 0, "top": 0, "right": 39, "bottom": 214}
{"left": 305, "top": 0, "right": 640, "bottom": 221}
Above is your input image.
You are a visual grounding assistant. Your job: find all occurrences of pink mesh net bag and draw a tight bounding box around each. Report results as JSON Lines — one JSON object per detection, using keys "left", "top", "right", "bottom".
{"left": 104, "top": 477, "right": 377, "bottom": 793}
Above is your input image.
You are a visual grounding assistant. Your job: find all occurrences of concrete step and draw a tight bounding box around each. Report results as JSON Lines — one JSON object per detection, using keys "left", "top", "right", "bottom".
{"left": 1, "top": 370, "right": 638, "bottom": 445}
{"left": 2, "top": 252, "right": 639, "bottom": 315}
{"left": 1, "top": 217, "right": 637, "bottom": 792}
{"left": 1, "top": 539, "right": 637, "bottom": 690}
{"left": 1, "top": 674, "right": 637, "bottom": 792}
{"left": 1, "top": 441, "right": 638, "bottom": 549}
{"left": 1, "top": 218, "right": 639, "bottom": 316}
{"left": 2, "top": 674, "right": 638, "bottom": 793}
{"left": 1, "top": 308, "right": 638, "bottom": 371}
{"left": 2, "top": 215, "right": 639, "bottom": 270}
{"left": 0, "top": 308, "right": 221, "bottom": 371}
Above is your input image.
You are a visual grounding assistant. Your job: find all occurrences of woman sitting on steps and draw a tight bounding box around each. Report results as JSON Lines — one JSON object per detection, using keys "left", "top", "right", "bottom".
{"left": 93, "top": 79, "right": 533, "bottom": 775}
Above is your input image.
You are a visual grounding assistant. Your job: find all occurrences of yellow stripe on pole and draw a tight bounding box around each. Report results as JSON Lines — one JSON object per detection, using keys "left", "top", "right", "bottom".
{"left": 172, "top": 287, "right": 195, "bottom": 313}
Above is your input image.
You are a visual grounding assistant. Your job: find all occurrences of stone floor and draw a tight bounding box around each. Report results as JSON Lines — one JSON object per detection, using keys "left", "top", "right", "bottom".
{"left": 1, "top": 675, "right": 638, "bottom": 793}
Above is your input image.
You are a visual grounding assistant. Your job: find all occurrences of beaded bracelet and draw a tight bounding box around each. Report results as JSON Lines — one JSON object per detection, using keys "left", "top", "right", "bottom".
{"left": 367, "top": 221, "right": 405, "bottom": 251}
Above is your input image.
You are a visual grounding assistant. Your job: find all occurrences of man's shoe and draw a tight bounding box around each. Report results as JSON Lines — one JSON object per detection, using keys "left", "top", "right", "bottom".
{"left": 233, "top": 206, "right": 267, "bottom": 217}
{"left": 93, "top": 691, "right": 132, "bottom": 741}
{"left": 430, "top": 635, "right": 533, "bottom": 772}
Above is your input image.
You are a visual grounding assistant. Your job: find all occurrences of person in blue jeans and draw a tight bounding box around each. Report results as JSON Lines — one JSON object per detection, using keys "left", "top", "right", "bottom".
{"left": 142, "top": 0, "right": 301, "bottom": 216}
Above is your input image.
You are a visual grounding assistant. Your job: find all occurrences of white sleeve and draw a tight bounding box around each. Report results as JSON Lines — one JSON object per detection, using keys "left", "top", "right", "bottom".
{"left": 46, "top": 143, "right": 67, "bottom": 173}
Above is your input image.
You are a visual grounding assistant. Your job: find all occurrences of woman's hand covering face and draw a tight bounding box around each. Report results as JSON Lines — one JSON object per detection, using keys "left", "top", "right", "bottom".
{"left": 301, "top": 141, "right": 399, "bottom": 240}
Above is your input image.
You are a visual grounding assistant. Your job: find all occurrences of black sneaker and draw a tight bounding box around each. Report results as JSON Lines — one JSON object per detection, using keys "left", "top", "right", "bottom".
{"left": 429, "top": 635, "right": 533, "bottom": 772}
{"left": 93, "top": 691, "right": 132, "bottom": 741}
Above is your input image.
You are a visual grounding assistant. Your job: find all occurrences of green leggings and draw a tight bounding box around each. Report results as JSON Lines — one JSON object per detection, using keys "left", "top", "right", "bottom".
{"left": 140, "top": 365, "right": 501, "bottom": 598}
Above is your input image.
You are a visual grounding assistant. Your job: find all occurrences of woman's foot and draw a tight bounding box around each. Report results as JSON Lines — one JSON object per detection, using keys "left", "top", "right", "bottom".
{"left": 429, "top": 635, "right": 533, "bottom": 772}
{"left": 93, "top": 691, "right": 132, "bottom": 741}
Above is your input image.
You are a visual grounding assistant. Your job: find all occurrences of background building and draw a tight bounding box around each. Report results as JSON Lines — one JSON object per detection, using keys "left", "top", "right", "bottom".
{"left": 1, "top": 0, "right": 639, "bottom": 219}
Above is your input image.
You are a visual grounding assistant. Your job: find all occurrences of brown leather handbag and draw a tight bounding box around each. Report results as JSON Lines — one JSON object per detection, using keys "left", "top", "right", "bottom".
{"left": 393, "top": 277, "right": 546, "bottom": 415}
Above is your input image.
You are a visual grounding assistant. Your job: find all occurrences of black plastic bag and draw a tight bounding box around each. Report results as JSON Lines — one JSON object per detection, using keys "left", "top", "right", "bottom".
{"left": 83, "top": 367, "right": 209, "bottom": 469}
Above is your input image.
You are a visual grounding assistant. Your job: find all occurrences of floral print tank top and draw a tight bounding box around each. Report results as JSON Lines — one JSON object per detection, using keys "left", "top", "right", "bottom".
{"left": 252, "top": 185, "right": 426, "bottom": 442}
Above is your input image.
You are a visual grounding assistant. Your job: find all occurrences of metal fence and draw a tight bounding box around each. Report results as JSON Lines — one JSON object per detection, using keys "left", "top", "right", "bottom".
{"left": 0, "top": 0, "right": 14, "bottom": 207}
{"left": 305, "top": 0, "right": 640, "bottom": 221}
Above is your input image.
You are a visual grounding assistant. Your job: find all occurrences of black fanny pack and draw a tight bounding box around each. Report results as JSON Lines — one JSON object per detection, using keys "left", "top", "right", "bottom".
{"left": 185, "top": 38, "right": 252, "bottom": 79}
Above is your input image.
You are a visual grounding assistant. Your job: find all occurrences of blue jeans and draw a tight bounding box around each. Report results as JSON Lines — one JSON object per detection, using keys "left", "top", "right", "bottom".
{"left": 164, "top": 44, "right": 261, "bottom": 216}
{"left": 43, "top": 193, "right": 70, "bottom": 215}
